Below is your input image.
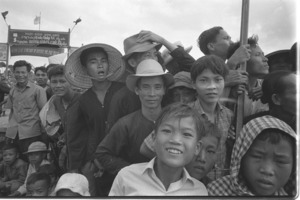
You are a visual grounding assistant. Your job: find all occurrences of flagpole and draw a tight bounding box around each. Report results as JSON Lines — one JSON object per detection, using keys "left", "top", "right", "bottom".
{"left": 235, "top": 0, "right": 250, "bottom": 135}
{"left": 39, "top": 12, "right": 41, "bottom": 31}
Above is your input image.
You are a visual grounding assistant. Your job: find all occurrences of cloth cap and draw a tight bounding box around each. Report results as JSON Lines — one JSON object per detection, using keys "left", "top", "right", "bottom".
{"left": 54, "top": 173, "right": 90, "bottom": 196}
{"left": 65, "top": 43, "right": 125, "bottom": 89}
{"left": 161, "top": 41, "right": 193, "bottom": 65}
{"left": 126, "top": 59, "right": 174, "bottom": 92}
{"left": 169, "top": 71, "right": 194, "bottom": 90}
{"left": 24, "top": 141, "right": 48, "bottom": 154}
{"left": 122, "top": 34, "right": 162, "bottom": 61}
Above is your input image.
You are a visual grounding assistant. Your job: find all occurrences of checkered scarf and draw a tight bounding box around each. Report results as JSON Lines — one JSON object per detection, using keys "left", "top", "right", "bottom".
{"left": 207, "top": 115, "right": 296, "bottom": 196}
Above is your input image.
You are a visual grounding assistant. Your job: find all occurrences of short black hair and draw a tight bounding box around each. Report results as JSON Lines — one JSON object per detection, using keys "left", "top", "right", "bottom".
{"left": 2, "top": 143, "right": 19, "bottom": 153}
{"left": 26, "top": 172, "right": 51, "bottom": 187}
{"left": 227, "top": 35, "right": 259, "bottom": 59}
{"left": 261, "top": 70, "right": 294, "bottom": 108}
{"left": 13, "top": 60, "right": 32, "bottom": 72}
{"left": 198, "top": 26, "right": 223, "bottom": 55}
{"left": 79, "top": 47, "right": 108, "bottom": 67}
{"left": 191, "top": 55, "right": 229, "bottom": 82}
{"left": 47, "top": 64, "right": 65, "bottom": 80}
{"left": 34, "top": 66, "right": 47, "bottom": 74}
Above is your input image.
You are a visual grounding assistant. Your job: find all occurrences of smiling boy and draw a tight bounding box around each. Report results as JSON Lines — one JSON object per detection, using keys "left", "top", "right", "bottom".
{"left": 109, "top": 103, "right": 207, "bottom": 196}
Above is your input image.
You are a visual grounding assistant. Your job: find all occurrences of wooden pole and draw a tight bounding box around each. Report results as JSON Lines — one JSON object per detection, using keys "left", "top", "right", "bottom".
{"left": 235, "top": 0, "right": 250, "bottom": 135}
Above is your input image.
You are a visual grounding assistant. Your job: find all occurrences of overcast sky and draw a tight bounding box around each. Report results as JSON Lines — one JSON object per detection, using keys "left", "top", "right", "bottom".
{"left": 0, "top": 0, "right": 298, "bottom": 67}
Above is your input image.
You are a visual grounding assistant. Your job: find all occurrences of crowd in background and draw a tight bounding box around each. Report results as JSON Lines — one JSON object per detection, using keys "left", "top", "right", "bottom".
{"left": 0, "top": 27, "right": 297, "bottom": 197}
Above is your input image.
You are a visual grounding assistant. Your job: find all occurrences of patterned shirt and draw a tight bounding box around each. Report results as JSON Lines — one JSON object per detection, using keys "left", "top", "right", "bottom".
{"left": 188, "top": 99, "right": 233, "bottom": 180}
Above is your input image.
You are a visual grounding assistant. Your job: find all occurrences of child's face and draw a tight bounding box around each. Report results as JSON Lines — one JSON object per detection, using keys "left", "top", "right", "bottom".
{"left": 56, "top": 189, "right": 81, "bottom": 196}
{"left": 27, "top": 179, "right": 50, "bottom": 196}
{"left": 28, "top": 152, "right": 45, "bottom": 167}
{"left": 169, "top": 87, "right": 196, "bottom": 104}
{"left": 193, "top": 69, "right": 224, "bottom": 104}
{"left": 186, "top": 135, "right": 218, "bottom": 180}
{"left": 247, "top": 45, "right": 269, "bottom": 79}
{"left": 153, "top": 116, "right": 200, "bottom": 169}
{"left": 240, "top": 137, "right": 293, "bottom": 196}
{"left": 3, "top": 149, "right": 18, "bottom": 166}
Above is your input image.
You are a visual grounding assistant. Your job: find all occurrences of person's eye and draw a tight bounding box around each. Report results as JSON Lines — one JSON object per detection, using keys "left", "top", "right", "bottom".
{"left": 207, "top": 149, "right": 216, "bottom": 154}
{"left": 161, "top": 129, "right": 171, "bottom": 134}
{"left": 155, "top": 85, "right": 162, "bottom": 90}
{"left": 276, "top": 158, "right": 292, "bottom": 165}
{"left": 183, "top": 132, "right": 193, "bottom": 137}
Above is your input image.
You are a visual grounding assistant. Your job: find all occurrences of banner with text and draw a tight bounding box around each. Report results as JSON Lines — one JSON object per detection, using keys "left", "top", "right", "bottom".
{"left": 11, "top": 45, "right": 64, "bottom": 57}
{"left": 8, "top": 29, "right": 70, "bottom": 47}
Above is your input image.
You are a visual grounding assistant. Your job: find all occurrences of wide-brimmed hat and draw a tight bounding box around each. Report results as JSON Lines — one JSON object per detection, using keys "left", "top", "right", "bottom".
{"left": 169, "top": 71, "right": 194, "bottom": 90}
{"left": 65, "top": 43, "right": 125, "bottom": 89}
{"left": 24, "top": 141, "right": 48, "bottom": 154}
{"left": 161, "top": 41, "right": 193, "bottom": 65}
{"left": 54, "top": 173, "right": 90, "bottom": 196}
{"left": 126, "top": 59, "right": 174, "bottom": 92}
{"left": 122, "top": 34, "right": 162, "bottom": 61}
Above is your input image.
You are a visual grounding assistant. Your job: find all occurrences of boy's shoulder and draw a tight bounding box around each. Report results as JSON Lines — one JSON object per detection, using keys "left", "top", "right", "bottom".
{"left": 11, "top": 158, "right": 28, "bottom": 168}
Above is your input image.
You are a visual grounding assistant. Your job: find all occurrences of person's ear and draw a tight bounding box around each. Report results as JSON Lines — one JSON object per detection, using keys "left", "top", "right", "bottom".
{"left": 271, "top": 94, "right": 282, "bottom": 106}
{"left": 207, "top": 43, "right": 215, "bottom": 52}
{"left": 194, "top": 140, "right": 201, "bottom": 156}
{"left": 128, "top": 58, "right": 138, "bottom": 69}
{"left": 134, "top": 86, "right": 139, "bottom": 95}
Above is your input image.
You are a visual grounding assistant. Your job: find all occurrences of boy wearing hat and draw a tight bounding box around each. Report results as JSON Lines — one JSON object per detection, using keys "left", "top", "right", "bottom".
{"left": 10, "top": 141, "right": 50, "bottom": 196}
{"left": 64, "top": 43, "right": 125, "bottom": 196}
{"left": 96, "top": 59, "right": 174, "bottom": 194}
{"left": 107, "top": 30, "right": 195, "bottom": 131}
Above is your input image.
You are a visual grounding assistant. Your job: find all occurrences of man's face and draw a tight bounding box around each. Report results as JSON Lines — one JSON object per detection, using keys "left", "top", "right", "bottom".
{"left": 193, "top": 69, "right": 225, "bottom": 105}
{"left": 85, "top": 51, "right": 109, "bottom": 80}
{"left": 27, "top": 180, "right": 50, "bottom": 196}
{"left": 35, "top": 70, "right": 48, "bottom": 87}
{"left": 247, "top": 46, "right": 269, "bottom": 79}
{"left": 50, "top": 75, "right": 71, "bottom": 97}
{"left": 210, "top": 29, "right": 233, "bottom": 59}
{"left": 135, "top": 76, "right": 165, "bottom": 109}
{"left": 186, "top": 135, "right": 219, "bottom": 180}
{"left": 153, "top": 116, "right": 200, "bottom": 169}
{"left": 241, "top": 136, "right": 293, "bottom": 196}
{"left": 14, "top": 66, "right": 29, "bottom": 85}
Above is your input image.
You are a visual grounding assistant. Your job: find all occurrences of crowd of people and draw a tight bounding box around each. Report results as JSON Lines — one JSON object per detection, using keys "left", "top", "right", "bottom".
{"left": 0, "top": 27, "right": 297, "bottom": 197}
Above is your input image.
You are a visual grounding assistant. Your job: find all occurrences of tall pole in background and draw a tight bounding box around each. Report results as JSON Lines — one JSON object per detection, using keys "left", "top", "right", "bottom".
{"left": 39, "top": 12, "right": 41, "bottom": 30}
{"left": 235, "top": 0, "right": 250, "bottom": 135}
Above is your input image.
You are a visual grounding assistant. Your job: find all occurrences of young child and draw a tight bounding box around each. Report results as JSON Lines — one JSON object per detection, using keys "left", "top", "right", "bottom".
{"left": 53, "top": 173, "right": 90, "bottom": 196}
{"left": 207, "top": 115, "right": 296, "bottom": 196}
{"left": 26, "top": 172, "right": 51, "bottom": 196}
{"left": 38, "top": 164, "right": 59, "bottom": 195}
{"left": 185, "top": 126, "right": 221, "bottom": 186}
{"left": 189, "top": 55, "right": 233, "bottom": 181}
{"left": 9, "top": 141, "right": 50, "bottom": 196}
{"left": 109, "top": 103, "right": 208, "bottom": 196}
{"left": 0, "top": 144, "right": 28, "bottom": 196}
{"left": 140, "top": 122, "right": 221, "bottom": 186}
